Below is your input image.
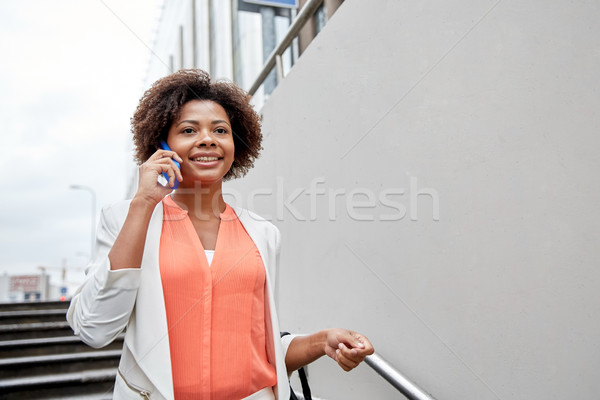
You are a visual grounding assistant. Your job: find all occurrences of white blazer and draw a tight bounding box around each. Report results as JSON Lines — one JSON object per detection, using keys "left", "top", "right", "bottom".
{"left": 67, "top": 200, "right": 292, "bottom": 400}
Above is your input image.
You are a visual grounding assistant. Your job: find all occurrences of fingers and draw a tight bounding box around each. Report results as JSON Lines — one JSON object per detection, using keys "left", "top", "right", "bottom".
{"left": 156, "top": 162, "right": 180, "bottom": 188}
{"left": 135, "top": 149, "right": 185, "bottom": 204}
{"left": 138, "top": 164, "right": 173, "bottom": 197}
{"left": 139, "top": 159, "right": 179, "bottom": 188}
{"left": 336, "top": 330, "right": 372, "bottom": 354}
{"left": 325, "top": 345, "right": 338, "bottom": 361}
{"left": 335, "top": 343, "right": 362, "bottom": 371}
{"left": 162, "top": 159, "right": 184, "bottom": 187}
{"left": 163, "top": 153, "right": 184, "bottom": 186}
{"left": 145, "top": 150, "right": 183, "bottom": 187}
{"left": 150, "top": 149, "right": 183, "bottom": 164}
{"left": 348, "top": 331, "right": 374, "bottom": 356}
{"left": 327, "top": 329, "right": 375, "bottom": 372}
{"left": 344, "top": 331, "right": 365, "bottom": 350}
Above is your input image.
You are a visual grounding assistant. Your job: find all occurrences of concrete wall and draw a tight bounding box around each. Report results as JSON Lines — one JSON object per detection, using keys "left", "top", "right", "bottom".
{"left": 227, "top": 0, "right": 600, "bottom": 398}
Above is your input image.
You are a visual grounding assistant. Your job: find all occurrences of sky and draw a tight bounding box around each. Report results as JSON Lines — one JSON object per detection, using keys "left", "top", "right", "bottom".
{"left": 0, "top": 0, "right": 163, "bottom": 289}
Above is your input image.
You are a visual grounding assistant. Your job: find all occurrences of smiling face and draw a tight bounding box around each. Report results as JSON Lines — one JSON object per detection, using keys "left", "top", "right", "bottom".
{"left": 166, "top": 99, "right": 235, "bottom": 187}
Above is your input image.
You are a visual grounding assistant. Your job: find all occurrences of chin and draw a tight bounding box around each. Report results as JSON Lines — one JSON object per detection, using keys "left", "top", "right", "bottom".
{"left": 193, "top": 177, "right": 224, "bottom": 186}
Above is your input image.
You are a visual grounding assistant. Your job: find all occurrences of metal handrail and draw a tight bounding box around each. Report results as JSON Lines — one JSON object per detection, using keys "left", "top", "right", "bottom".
{"left": 365, "top": 353, "right": 438, "bottom": 400}
{"left": 248, "top": 0, "right": 324, "bottom": 96}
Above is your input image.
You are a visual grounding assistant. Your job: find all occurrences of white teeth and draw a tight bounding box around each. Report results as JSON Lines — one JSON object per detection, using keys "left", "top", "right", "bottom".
{"left": 194, "top": 157, "right": 218, "bottom": 162}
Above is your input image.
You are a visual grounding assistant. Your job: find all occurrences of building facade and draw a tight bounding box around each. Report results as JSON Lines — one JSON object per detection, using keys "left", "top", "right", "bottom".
{"left": 145, "top": 0, "right": 344, "bottom": 105}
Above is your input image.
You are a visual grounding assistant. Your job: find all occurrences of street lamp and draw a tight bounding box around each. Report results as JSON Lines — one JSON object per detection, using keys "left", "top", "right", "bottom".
{"left": 70, "top": 184, "right": 96, "bottom": 259}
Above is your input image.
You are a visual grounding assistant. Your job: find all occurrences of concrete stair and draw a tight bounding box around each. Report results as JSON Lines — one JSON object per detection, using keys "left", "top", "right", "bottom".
{"left": 0, "top": 301, "right": 122, "bottom": 399}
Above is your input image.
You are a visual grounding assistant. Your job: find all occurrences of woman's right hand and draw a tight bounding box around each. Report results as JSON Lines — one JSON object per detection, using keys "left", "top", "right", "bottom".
{"left": 134, "top": 149, "right": 183, "bottom": 207}
{"left": 108, "top": 148, "right": 183, "bottom": 271}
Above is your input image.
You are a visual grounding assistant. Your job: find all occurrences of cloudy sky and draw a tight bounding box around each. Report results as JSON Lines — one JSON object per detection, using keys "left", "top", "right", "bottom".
{"left": 0, "top": 0, "right": 162, "bottom": 288}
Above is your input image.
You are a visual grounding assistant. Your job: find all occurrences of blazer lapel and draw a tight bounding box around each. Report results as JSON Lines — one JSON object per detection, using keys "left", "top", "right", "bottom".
{"left": 234, "top": 207, "right": 289, "bottom": 400}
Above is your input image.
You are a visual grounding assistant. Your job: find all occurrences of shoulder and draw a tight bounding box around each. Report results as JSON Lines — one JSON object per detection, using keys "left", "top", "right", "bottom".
{"left": 231, "top": 206, "right": 276, "bottom": 228}
{"left": 231, "top": 206, "right": 281, "bottom": 241}
{"left": 102, "top": 199, "right": 132, "bottom": 216}
{"left": 98, "top": 199, "right": 133, "bottom": 226}
{"left": 100, "top": 199, "right": 163, "bottom": 227}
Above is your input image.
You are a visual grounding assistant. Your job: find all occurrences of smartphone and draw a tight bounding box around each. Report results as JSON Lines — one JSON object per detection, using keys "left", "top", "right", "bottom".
{"left": 159, "top": 140, "right": 180, "bottom": 189}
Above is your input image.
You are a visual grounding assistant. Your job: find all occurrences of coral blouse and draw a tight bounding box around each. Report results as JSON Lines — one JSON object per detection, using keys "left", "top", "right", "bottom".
{"left": 159, "top": 196, "right": 277, "bottom": 399}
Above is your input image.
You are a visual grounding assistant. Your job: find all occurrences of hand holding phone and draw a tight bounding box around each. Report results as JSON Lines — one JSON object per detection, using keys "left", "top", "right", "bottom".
{"left": 159, "top": 140, "right": 180, "bottom": 189}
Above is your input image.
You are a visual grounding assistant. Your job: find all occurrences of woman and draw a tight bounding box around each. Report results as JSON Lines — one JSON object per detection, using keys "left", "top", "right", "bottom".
{"left": 67, "top": 69, "right": 373, "bottom": 400}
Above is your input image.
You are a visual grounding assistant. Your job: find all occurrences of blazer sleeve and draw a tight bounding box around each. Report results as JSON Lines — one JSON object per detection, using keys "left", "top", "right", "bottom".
{"left": 66, "top": 202, "right": 142, "bottom": 349}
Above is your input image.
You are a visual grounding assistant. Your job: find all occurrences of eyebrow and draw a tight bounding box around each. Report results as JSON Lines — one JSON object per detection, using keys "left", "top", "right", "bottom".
{"left": 176, "top": 119, "right": 231, "bottom": 127}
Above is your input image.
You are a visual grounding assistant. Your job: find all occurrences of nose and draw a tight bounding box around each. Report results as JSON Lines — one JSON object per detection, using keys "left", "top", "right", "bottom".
{"left": 195, "top": 129, "right": 216, "bottom": 147}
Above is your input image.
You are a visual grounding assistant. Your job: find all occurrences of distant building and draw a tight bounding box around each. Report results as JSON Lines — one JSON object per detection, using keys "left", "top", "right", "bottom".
{"left": 0, "top": 272, "right": 67, "bottom": 302}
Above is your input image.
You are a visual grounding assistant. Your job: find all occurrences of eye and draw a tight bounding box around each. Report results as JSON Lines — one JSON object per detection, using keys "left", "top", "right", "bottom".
{"left": 182, "top": 127, "right": 195, "bottom": 134}
{"left": 215, "top": 127, "right": 228, "bottom": 134}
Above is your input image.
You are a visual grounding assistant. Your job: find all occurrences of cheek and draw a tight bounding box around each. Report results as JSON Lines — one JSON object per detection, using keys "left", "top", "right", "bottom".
{"left": 227, "top": 148, "right": 235, "bottom": 166}
{"left": 226, "top": 145, "right": 236, "bottom": 170}
{"left": 225, "top": 139, "right": 235, "bottom": 158}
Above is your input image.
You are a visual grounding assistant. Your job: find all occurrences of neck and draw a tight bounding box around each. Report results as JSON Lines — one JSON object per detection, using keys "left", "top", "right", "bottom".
{"left": 171, "top": 181, "right": 226, "bottom": 221}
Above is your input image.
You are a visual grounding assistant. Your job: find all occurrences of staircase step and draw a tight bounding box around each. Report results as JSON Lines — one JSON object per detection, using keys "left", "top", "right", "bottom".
{"left": 0, "top": 321, "right": 73, "bottom": 340}
{"left": 0, "top": 334, "right": 125, "bottom": 358}
{"left": 0, "top": 350, "right": 121, "bottom": 379}
{"left": 0, "top": 301, "right": 123, "bottom": 399}
{"left": 43, "top": 394, "right": 113, "bottom": 400}
{"left": 0, "top": 301, "right": 70, "bottom": 312}
{"left": 0, "top": 368, "right": 116, "bottom": 400}
{"left": 44, "top": 394, "right": 113, "bottom": 400}
{"left": 0, "top": 309, "right": 67, "bottom": 324}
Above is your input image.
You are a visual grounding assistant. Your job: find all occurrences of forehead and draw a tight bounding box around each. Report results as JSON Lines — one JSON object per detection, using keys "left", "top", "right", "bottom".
{"left": 177, "top": 99, "right": 229, "bottom": 122}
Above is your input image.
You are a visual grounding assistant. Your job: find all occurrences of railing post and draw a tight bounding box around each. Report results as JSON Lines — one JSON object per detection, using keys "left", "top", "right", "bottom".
{"left": 275, "top": 54, "right": 284, "bottom": 82}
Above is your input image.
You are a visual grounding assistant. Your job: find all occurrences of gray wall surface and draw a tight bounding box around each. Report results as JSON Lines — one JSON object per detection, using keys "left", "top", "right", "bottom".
{"left": 227, "top": 0, "right": 600, "bottom": 398}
